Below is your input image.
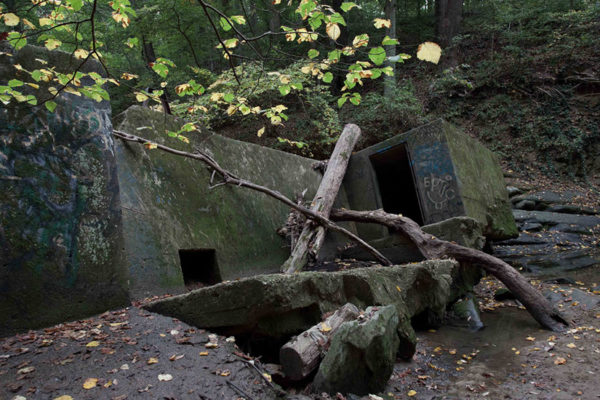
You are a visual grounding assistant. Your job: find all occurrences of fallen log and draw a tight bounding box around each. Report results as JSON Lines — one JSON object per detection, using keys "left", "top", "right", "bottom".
{"left": 280, "top": 303, "right": 360, "bottom": 380}
{"left": 330, "top": 208, "right": 570, "bottom": 332}
{"left": 282, "top": 124, "right": 362, "bottom": 274}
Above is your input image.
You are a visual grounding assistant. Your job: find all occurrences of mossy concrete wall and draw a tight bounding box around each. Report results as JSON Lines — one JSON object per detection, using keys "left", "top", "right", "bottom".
{"left": 114, "top": 106, "right": 354, "bottom": 298}
{"left": 343, "top": 119, "right": 517, "bottom": 241}
{"left": 0, "top": 46, "right": 129, "bottom": 336}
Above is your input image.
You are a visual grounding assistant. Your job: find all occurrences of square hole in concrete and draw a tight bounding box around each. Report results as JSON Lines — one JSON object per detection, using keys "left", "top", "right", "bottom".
{"left": 178, "top": 249, "right": 221, "bottom": 289}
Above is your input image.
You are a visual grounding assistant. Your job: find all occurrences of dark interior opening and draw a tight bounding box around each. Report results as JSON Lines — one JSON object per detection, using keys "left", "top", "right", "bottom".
{"left": 369, "top": 143, "right": 424, "bottom": 225}
{"left": 178, "top": 249, "right": 221, "bottom": 289}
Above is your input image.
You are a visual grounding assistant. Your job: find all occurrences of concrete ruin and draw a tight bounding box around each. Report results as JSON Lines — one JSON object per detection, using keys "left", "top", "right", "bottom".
{"left": 0, "top": 46, "right": 516, "bottom": 335}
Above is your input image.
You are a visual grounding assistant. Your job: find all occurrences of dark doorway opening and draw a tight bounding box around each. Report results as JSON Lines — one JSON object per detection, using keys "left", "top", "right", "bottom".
{"left": 369, "top": 143, "right": 424, "bottom": 225}
{"left": 178, "top": 249, "right": 221, "bottom": 289}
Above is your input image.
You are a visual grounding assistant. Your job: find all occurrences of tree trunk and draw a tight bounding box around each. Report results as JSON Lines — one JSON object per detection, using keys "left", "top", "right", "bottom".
{"left": 142, "top": 39, "right": 172, "bottom": 115}
{"left": 435, "top": 0, "right": 463, "bottom": 65}
{"left": 330, "top": 208, "right": 570, "bottom": 332}
{"left": 280, "top": 303, "right": 360, "bottom": 380}
{"left": 384, "top": 0, "right": 397, "bottom": 99}
{"left": 282, "top": 124, "right": 362, "bottom": 274}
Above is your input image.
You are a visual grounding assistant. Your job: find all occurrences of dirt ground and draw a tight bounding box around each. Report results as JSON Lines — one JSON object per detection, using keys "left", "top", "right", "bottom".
{"left": 2, "top": 270, "right": 599, "bottom": 400}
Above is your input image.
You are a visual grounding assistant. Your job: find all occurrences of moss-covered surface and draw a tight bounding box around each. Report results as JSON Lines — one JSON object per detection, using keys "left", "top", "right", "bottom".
{"left": 343, "top": 119, "right": 517, "bottom": 241}
{"left": 114, "top": 106, "right": 339, "bottom": 298}
{"left": 143, "top": 260, "right": 480, "bottom": 339}
{"left": 0, "top": 46, "right": 129, "bottom": 337}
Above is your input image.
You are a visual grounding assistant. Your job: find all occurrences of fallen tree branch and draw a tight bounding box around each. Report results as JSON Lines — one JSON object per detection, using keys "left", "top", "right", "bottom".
{"left": 282, "top": 124, "right": 361, "bottom": 274}
{"left": 112, "top": 129, "right": 391, "bottom": 266}
{"left": 330, "top": 208, "right": 570, "bottom": 332}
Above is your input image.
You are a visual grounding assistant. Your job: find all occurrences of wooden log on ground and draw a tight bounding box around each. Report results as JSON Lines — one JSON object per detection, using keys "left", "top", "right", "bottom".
{"left": 280, "top": 303, "right": 360, "bottom": 380}
{"left": 282, "top": 124, "right": 361, "bottom": 274}
{"left": 330, "top": 208, "right": 570, "bottom": 332}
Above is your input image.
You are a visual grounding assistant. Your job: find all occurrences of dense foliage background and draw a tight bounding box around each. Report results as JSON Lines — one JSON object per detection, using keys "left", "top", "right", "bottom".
{"left": 2, "top": 0, "right": 599, "bottom": 181}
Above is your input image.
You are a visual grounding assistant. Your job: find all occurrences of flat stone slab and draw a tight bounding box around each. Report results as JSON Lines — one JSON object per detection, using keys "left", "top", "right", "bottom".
{"left": 144, "top": 260, "right": 479, "bottom": 339}
{"left": 513, "top": 210, "right": 600, "bottom": 232}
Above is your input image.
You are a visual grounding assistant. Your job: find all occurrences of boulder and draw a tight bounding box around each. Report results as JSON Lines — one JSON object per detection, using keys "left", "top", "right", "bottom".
{"left": 422, "top": 216, "right": 485, "bottom": 250}
{"left": 144, "top": 260, "right": 479, "bottom": 341}
{"left": 450, "top": 292, "right": 484, "bottom": 331}
{"left": 313, "top": 305, "right": 400, "bottom": 395}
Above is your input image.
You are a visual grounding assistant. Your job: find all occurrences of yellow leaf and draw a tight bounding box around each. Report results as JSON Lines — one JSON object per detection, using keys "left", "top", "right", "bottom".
{"left": 257, "top": 127, "right": 265, "bottom": 137}
{"left": 86, "top": 341, "right": 100, "bottom": 347}
{"left": 54, "top": 396, "right": 73, "bottom": 400}
{"left": 526, "top": 336, "right": 535, "bottom": 341}
{"left": 262, "top": 372, "right": 272, "bottom": 382}
{"left": 408, "top": 389, "right": 417, "bottom": 397}
{"left": 73, "top": 48, "right": 88, "bottom": 59}
{"left": 326, "top": 23, "right": 341, "bottom": 41}
{"left": 554, "top": 357, "right": 566, "bottom": 365}
{"left": 22, "top": 18, "right": 36, "bottom": 29}
{"left": 320, "top": 323, "right": 332, "bottom": 332}
{"left": 226, "top": 105, "right": 237, "bottom": 115}
{"left": 396, "top": 285, "right": 402, "bottom": 292}
{"left": 219, "top": 370, "right": 231, "bottom": 377}
{"left": 39, "top": 17, "right": 52, "bottom": 26}
{"left": 121, "top": 72, "right": 138, "bottom": 80}
{"left": 373, "top": 18, "right": 391, "bottom": 29}
{"left": 199, "top": 351, "right": 209, "bottom": 356}
{"left": 144, "top": 142, "right": 158, "bottom": 150}
{"left": 3, "top": 13, "right": 19, "bottom": 26}
{"left": 210, "top": 92, "right": 224, "bottom": 102}
{"left": 279, "top": 75, "right": 291, "bottom": 84}
{"left": 45, "top": 38, "right": 61, "bottom": 50}
{"left": 205, "top": 342, "right": 218, "bottom": 348}
{"left": 448, "top": 349, "right": 457, "bottom": 355}
{"left": 158, "top": 373, "right": 173, "bottom": 381}
{"left": 135, "top": 92, "right": 148, "bottom": 102}
{"left": 175, "top": 83, "right": 191, "bottom": 95}
{"left": 272, "top": 104, "right": 288, "bottom": 113}
{"left": 83, "top": 377, "right": 98, "bottom": 389}
{"left": 566, "top": 343, "right": 576, "bottom": 348}
{"left": 147, "top": 357, "right": 159, "bottom": 364}
{"left": 416, "top": 41, "right": 442, "bottom": 64}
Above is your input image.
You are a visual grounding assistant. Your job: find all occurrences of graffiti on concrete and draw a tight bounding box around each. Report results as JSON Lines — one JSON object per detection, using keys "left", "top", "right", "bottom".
{"left": 423, "top": 173, "right": 456, "bottom": 210}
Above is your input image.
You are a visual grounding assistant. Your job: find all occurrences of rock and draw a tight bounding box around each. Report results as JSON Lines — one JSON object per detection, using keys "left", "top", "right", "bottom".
{"left": 546, "top": 204, "right": 598, "bottom": 215}
{"left": 506, "top": 186, "right": 523, "bottom": 197}
{"left": 0, "top": 46, "right": 129, "bottom": 336}
{"left": 450, "top": 293, "right": 484, "bottom": 331}
{"left": 514, "top": 199, "right": 536, "bottom": 210}
{"left": 144, "top": 260, "right": 479, "bottom": 341}
{"left": 494, "top": 288, "right": 516, "bottom": 301}
{"left": 313, "top": 305, "right": 400, "bottom": 395}
{"left": 544, "top": 288, "right": 600, "bottom": 310}
{"left": 422, "top": 216, "right": 486, "bottom": 250}
{"left": 512, "top": 210, "right": 600, "bottom": 232}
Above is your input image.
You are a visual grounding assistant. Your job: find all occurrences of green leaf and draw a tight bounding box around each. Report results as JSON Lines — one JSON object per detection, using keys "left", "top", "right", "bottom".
{"left": 151, "top": 63, "right": 169, "bottom": 78}
{"left": 45, "top": 100, "right": 58, "bottom": 112}
{"left": 340, "top": 2, "right": 359, "bottom": 12}
{"left": 25, "top": 95, "right": 37, "bottom": 105}
{"left": 67, "top": 0, "right": 83, "bottom": 11}
{"left": 328, "top": 49, "right": 341, "bottom": 62}
{"left": 8, "top": 79, "right": 23, "bottom": 88}
{"left": 229, "top": 15, "right": 246, "bottom": 25}
{"left": 219, "top": 17, "right": 232, "bottom": 31}
{"left": 370, "top": 69, "right": 382, "bottom": 79}
{"left": 382, "top": 36, "right": 399, "bottom": 46}
{"left": 337, "top": 96, "right": 347, "bottom": 108}
{"left": 223, "top": 93, "right": 235, "bottom": 102}
{"left": 279, "top": 85, "right": 291, "bottom": 96}
{"left": 291, "top": 82, "right": 303, "bottom": 90}
{"left": 308, "top": 12, "right": 324, "bottom": 30}
{"left": 322, "top": 72, "right": 333, "bottom": 83}
{"left": 125, "top": 37, "right": 139, "bottom": 48}
{"left": 368, "top": 47, "right": 386, "bottom": 66}
{"left": 7, "top": 32, "right": 27, "bottom": 50}
{"left": 349, "top": 93, "right": 361, "bottom": 105}
{"left": 308, "top": 49, "right": 319, "bottom": 59}
{"left": 329, "top": 13, "right": 346, "bottom": 26}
